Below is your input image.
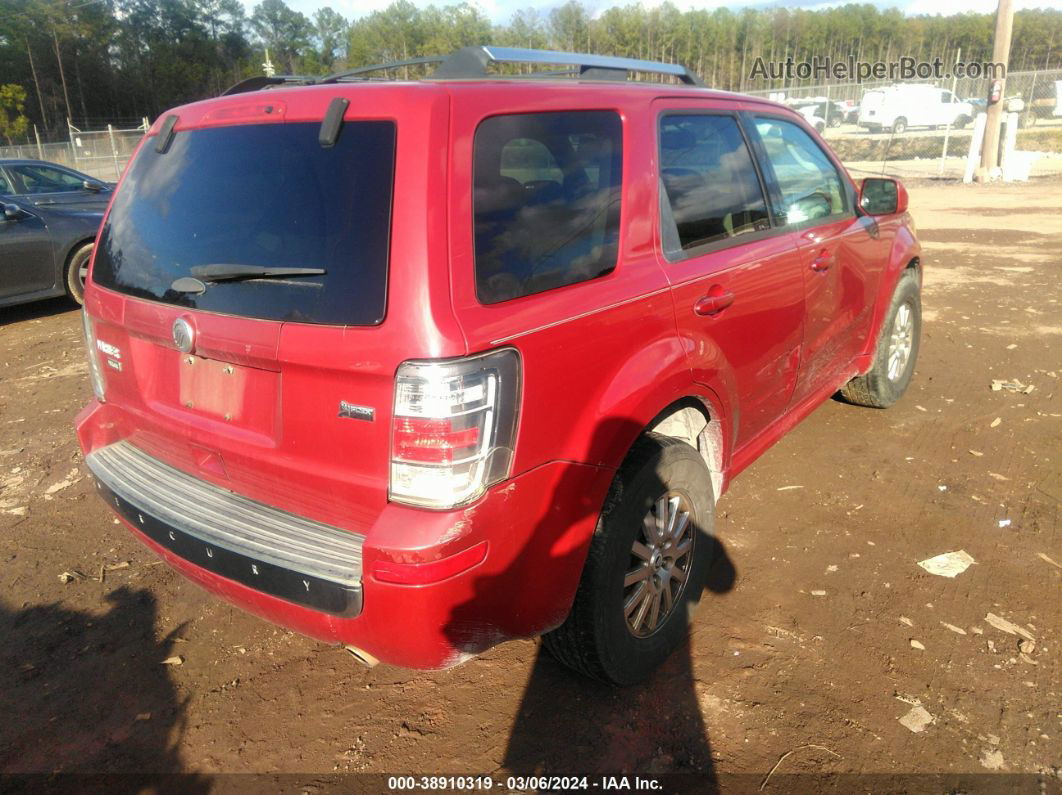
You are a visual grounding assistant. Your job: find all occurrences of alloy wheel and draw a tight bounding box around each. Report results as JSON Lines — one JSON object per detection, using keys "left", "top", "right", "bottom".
{"left": 623, "top": 491, "right": 695, "bottom": 637}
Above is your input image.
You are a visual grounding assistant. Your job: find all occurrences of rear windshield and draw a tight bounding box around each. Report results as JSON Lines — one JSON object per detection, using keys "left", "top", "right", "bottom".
{"left": 92, "top": 121, "right": 395, "bottom": 325}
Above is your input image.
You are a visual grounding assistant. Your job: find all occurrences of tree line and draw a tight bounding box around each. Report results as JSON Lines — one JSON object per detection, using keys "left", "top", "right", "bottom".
{"left": 1, "top": 0, "right": 1060, "bottom": 142}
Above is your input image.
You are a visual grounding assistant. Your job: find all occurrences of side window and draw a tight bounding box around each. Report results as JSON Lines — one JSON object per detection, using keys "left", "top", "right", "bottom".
{"left": 658, "top": 114, "right": 770, "bottom": 256}
{"left": 0, "top": 170, "right": 13, "bottom": 194}
{"left": 753, "top": 117, "right": 848, "bottom": 225}
{"left": 12, "top": 165, "right": 84, "bottom": 193}
{"left": 473, "top": 111, "right": 622, "bottom": 305}
{"left": 500, "top": 139, "right": 564, "bottom": 187}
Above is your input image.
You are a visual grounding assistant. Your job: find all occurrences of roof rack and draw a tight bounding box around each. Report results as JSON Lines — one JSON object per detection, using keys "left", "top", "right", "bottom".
{"left": 430, "top": 46, "right": 702, "bottom": 86}
{"left": 222, "top": 75, "right": 317, "bottom": 96}
{"left": 221, "top": 46, "right": 702, "bottom": 95}
{"left": 318, "top": 56, "right": 448, "bottom": 84}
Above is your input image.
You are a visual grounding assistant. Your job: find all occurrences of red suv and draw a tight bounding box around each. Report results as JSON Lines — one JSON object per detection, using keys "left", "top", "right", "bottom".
{"left": 76, "top": 47, "right": 922, "bottom": 684}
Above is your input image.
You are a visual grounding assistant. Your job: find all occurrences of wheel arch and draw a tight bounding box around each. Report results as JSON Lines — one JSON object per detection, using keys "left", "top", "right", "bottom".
{"left": 860, "top": 225, "right": 922, "bottom": 365}
{"left": 63, "top": 236, "right": 96, "bottom": 270}
{"left": 60, "top": 237, "right": 96, "bottom": 299}
{"left": 645, "top": 396, "right": 726, "bottom": 500}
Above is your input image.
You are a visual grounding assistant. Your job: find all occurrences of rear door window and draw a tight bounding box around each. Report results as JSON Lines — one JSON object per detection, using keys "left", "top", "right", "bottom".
{"left": 92, "top": 121, "right": 396, "bottom": 325}
{"left": 473, "top": 110, "right": 622, "bottom": 304}
{"left": 658, "top": 114, "right": 771, "bottom": 257}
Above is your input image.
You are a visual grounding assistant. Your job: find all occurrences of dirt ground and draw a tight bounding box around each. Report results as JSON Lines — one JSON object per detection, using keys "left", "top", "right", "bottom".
{"left": 0, "top": 178, "right": 1059, "bottom": 791}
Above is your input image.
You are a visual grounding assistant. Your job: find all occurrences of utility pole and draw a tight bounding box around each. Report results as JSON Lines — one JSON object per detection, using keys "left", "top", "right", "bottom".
{"left": 978, "top": 0, "right": 1015, "bottom": 181}
{"left": 940, "top": 47, "right": 961, "bottom": 176}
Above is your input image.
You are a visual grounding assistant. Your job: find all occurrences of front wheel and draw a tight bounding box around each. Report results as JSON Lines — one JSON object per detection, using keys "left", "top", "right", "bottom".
{"left": 543, "top": 434, "right": 716, "bottom": 685}
{"left": 65, "top": 242, "right": 94, "bottom": 305}
{"left": 891, "top": 117, "right": 908, "bottom": 135}
{"left": 840, "top": 270, "right": 922, "bottom": 409}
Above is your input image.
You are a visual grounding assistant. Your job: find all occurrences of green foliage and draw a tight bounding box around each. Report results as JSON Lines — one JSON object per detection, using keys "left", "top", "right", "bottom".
{"left": 251, "top": 0, "right": 312, "bottom": 73}
{"left": 0, "top": 0, "right": 1059, "bottom": 139}
{"left": 0, "top": 83, "right": 30, "bottom": 144}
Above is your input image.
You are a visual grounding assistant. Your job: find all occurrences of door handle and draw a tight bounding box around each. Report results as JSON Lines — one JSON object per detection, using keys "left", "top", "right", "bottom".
{"left": 810, "top": 249, "right": 834, "bottom": 272}
{"left": 694, "top": 290, "right": 735, "bottom": 317}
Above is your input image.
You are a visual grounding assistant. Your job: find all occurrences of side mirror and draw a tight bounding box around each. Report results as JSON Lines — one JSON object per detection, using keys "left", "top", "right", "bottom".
{"left": 83, "top": 180, "right": 105, "bottom": 192}
{"left": 2, "top": 203, "right": 27, "bottom": 221}
{"left": 859, "top": 177, "right": 908, "bottom": 216}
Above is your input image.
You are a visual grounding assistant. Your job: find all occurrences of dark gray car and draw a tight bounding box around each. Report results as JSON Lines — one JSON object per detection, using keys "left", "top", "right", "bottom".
{"left": 0, "top": 199, "right": 103, "bottom": 308}
{"left": 0, "top": 159, "right": 113, "bottom": 213}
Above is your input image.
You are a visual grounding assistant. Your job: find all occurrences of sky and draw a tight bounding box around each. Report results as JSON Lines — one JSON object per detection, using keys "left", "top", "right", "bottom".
{"left": 249, "top": 0, "right": 1061, "bottom": 26}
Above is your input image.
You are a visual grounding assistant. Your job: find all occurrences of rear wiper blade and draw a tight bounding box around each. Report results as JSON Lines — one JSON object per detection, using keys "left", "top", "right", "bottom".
{"left": 170, "top": 265, "right": 326, "bottom": 294}
{"left": 190, "top": 264, "right": 326, "bottom": 282}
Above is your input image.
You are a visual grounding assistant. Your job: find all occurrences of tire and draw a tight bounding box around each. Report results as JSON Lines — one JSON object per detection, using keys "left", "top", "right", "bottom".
{"left": 840, "top": 270, "right": 922, "bottom": 409}
{"left": 891, "top": 117, "right": 908, "bottom": 135}
{"left": 953, "top": 115, "right": 970, "bottom": 130}
{"left": 828, "top": 117, "right": 842, "bottom": 128}
{"left": 65, "top": 242, "right": 94, "bottom": 306}
{"left": 543, "top": 433, "right": 716, "bottom": 685}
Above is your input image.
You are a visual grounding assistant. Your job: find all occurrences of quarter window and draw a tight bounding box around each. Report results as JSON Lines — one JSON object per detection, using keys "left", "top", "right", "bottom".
{"left": 753, "top": 117, "right": 847, "bottom": 225}
{"left": 473, "top": 111, "right": 622, "bottom": 304}
{"left": 658, "top": 114, "right": 771, "bottom": 256}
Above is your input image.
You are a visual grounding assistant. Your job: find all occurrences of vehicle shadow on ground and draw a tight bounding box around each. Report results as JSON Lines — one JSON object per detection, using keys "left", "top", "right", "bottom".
{"left": 0, "top": 296, "right": 77, "bottom": 326}
{"left": 501, "top": 538, "right": 735, "bottom": 789}
{"left": 0, "top": 585, "right": 209, "bottom": 787}
{"left": 444, "top": 418, "right": 737, "bottom": 790}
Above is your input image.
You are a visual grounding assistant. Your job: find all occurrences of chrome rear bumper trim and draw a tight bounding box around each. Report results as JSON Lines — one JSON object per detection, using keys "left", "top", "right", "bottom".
{"left": 86, "top": 441, "right": 364, "bottom": 617}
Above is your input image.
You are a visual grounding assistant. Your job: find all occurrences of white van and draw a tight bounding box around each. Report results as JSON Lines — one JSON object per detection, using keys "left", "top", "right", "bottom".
{"left": 858, "top": 85, "right": 974, "bottom": 134}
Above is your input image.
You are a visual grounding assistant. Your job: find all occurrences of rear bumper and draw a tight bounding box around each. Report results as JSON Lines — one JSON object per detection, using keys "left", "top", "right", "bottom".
{"left": 77, "top": 400, "right": 613, "bottom": 669}
{"left": 87, "top": 441, "right": 364, "bottom": 617}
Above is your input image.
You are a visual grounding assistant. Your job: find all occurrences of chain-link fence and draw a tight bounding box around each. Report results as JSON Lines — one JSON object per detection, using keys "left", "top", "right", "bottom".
{"left": 0, "top": 120, "right": 150, "bottom": 182}
{"left": 744, "top": 68, "right": 1062, "bottom": 180}
{"left": 744, "top": 68, "right": 1062, "bottom": 110}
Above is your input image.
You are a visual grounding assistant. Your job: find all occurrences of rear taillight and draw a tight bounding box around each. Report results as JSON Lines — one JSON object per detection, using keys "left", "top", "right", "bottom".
{"left": 389, "top": 349, "right": 520, "bottom": 509}
{"left": 81, "top": 310, "right": 106, "bottom": 401}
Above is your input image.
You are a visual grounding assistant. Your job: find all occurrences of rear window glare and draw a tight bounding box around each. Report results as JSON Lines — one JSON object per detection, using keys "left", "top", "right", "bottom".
{"left": 92, "top": 121, "right": 395, "bottom": 325}
{"left": 473, "top": 110, "right": 622, "bottom": 304}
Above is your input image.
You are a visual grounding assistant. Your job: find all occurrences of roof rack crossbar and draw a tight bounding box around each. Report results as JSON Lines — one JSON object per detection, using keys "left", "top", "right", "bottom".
{"left": 432, "top": 46, "right": 702, "bottom": 86}
{"left": 222, "top": 75, "right": 316, "bottom": 96}
{"left": 319, "top": 56, "right": 448, "bottom": 84}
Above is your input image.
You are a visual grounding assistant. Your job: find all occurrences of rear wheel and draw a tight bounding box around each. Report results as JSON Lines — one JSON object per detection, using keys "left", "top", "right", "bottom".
{"left": 891, "top": 117, "right": 908, "bottom": 135}
{"left": 65, "top": 242, "right": 94, "bottom": 306}
{"left": 840, "top": 270, "right": 921, "bottom": 409}
{"left": 543, "top": 434, "right": 715, "bottom": 685}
